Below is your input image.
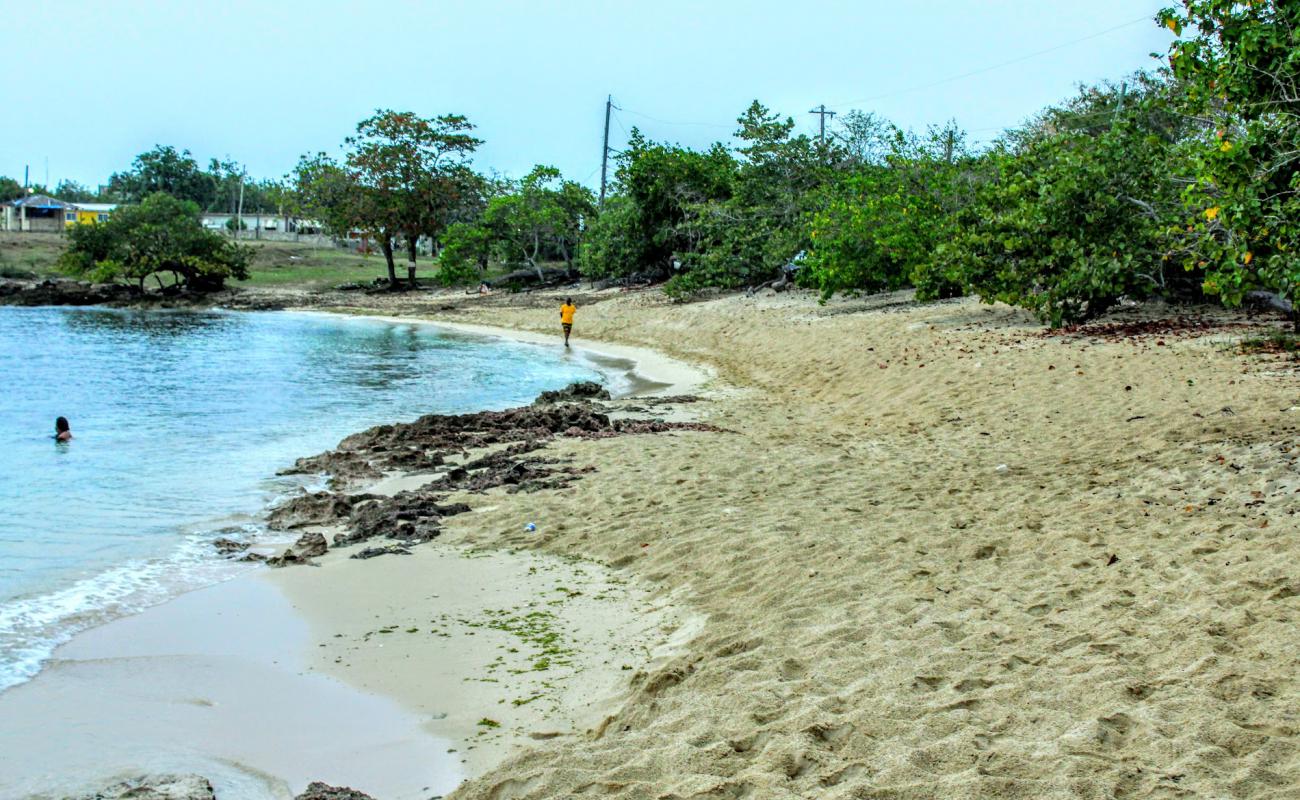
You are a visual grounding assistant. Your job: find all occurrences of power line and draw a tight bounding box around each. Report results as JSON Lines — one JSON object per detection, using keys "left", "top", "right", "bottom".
{"left": 617, "top": 107, "right": 734, "bottom": 130}
{"left": 826, "top": 13, "right": 1156, "bottom": 110}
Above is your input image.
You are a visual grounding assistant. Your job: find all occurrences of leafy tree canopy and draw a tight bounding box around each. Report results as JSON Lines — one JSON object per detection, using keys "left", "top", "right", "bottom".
{"left": 59, "top": 192, "right": 251, "bottom": 293}
{"left": 1160, "top": 0, "right": 1300, "bottom": 326}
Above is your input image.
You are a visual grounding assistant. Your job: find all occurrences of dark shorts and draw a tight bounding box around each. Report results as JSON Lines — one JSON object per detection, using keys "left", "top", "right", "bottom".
{"left": 562, "top": 323, "right": 573, "bottom": 333}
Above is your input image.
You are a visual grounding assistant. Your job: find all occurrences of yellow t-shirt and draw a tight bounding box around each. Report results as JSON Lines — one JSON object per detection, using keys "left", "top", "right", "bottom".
{"left": 560, "top": 304, "right": 576, "bottom": 325}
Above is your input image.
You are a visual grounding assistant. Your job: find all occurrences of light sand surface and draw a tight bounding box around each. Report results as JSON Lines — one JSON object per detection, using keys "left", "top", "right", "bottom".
{"left": 270, "top": 541, "right": 696, "bottom": 777}
{"left": 314, "top": 288, "right": 1296, "bottom": 800}
{"left": 0, "top": 575, "right": 461, "bottom": 800}
{"left": 11, "top": 286, "right": 1294, "bottom": 800}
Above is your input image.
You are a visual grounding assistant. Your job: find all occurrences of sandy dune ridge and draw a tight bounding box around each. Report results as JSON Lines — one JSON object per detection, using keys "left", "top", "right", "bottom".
{"left": 318, "top": 287, "right": 1297, "bottom": 799}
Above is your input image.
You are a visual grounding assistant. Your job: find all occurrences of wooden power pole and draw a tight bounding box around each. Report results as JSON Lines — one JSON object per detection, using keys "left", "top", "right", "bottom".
{"left": 809, "top": 104, "right": 837, "bottom": 146}
{"left": 599, "top": 95, "right": 613, "bottom": 207}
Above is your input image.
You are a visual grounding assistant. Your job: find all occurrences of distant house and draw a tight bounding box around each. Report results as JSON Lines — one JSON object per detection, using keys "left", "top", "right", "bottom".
{"left": 66, "top": 202, "right": 117, "bottom": 227}
{"left": 201, "top": 211, "right": 290, "bottom": 232}
{"left": 0, "top": 195, "right": 118, "bottom": 232}
{"left": 200, "top": 211, "right": 328, "bottom": 239}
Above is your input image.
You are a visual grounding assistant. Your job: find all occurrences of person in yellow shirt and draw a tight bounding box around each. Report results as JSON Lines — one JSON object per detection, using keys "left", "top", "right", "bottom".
{"left": 559, "top": 298, "right": 576, "bottom": 348}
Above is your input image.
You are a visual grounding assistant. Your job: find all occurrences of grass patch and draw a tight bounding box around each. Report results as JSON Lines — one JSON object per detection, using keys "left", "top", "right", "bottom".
{"left": 1240, "top": 329, "right": 1300, "bottom": 355}
{"left": 0, "top": 232, "right": 66, "bottom": 277}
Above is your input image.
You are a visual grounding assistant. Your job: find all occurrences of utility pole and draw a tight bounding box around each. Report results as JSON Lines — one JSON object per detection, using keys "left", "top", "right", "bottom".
{"left": 943, "top": 129, "right": 956, "bottom": 164}
{"left": 809, "top": 104, "right": 837, "bottom": 146}
{"left": 20, "top": 165, "right": 28, "bottom": 232}
{"left": 235, "top": 176, "right": 245, "bottom": 240}
{"left": 599, "top": 95, "right": 613, "bottom": 207}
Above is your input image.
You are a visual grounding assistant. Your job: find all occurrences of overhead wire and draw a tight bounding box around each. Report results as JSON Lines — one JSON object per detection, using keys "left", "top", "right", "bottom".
{"left": 825, "top": 13, "right": 1157, "bottom": 110}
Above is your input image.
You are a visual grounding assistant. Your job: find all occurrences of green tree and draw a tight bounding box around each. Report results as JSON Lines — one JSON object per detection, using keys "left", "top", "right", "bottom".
{"left": 435, "top": 221, "right": 493, "bottom": 286}
{"left": 483, "top": 165, "right": 595, "bottom": 280}
{"left": 107, "top": 146, "right": 215, "bottom": 206}
{"left": 577, "top": 196, "right": 650, "bottom": 279}
{"left": 0, "top": 177, "right": 23, "bottom": 202}
{"left": 801, "top": 121, "right": 975, "bottom": 300}
{"left": 1160, "top": 0, "right": 1300, "bottom": 328}
{"left": 53, "top": 180, "right": 98, "bottom": 203}
{"left": 605, "top": 129, "right": 736, "bottom": 280}
{"left": 345, "top": 109, "right": 483, "bottom": 287}
{"left": 666, "top": 101, "right": 826, "bottom": 296}
{"left": 832, "top": 110, "right": 893, "bottom": 167}
{"left": 59, "top": 193, "right": 250, "bottom": 294}
{"left": 939, "top": 78, "right": 1193, "bottom": 326}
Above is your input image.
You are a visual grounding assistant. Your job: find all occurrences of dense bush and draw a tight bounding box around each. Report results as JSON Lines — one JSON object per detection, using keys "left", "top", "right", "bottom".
{"left": 1161, "top": 0, "right": 1300, "bottom": 328}
{"left": 801, "top": 125, "right": 973, "bottom": 301}
{"left": 935, "top": 81, "right": 1196, "bottom": 326}
{"left": 59, "top": 193, "right": 251, "bottom": 293}
{"left": 434, "top": 222, "right": 491, "bottom": 286}
{"left": 576, "top": 196, "right": 649, "bottom": 280}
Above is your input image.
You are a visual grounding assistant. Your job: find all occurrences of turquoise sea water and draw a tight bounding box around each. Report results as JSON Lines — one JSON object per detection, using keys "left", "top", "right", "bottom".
{"left": 0, "top": 307, "right": 600, "bottom": 691}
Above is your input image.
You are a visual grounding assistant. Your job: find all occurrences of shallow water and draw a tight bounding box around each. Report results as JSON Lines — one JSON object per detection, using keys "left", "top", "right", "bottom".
{"left": 0, "top": 306, "right": 600, "bottom": 691}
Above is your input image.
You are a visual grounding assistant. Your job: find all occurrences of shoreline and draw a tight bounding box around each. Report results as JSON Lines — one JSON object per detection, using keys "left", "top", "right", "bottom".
{"left": 290, "top": 307, "right": 714, "bottom": 399}
{"left": 0, "top": 305, "right": 713, "bottom": 799}
{"left": 5, "top": 287, "right": 1295, "bottom": 798}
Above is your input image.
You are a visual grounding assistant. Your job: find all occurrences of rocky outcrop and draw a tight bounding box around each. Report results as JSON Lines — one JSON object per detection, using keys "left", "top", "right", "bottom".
{"left": 0, "top": 278, "right": 288, "bottom": 310}
{"left": 267, "top": 491, "right": 380, "bottom": 530}
{"left": 351, "top": 544, "right": 413, "bottom": 559}
{"left": 333, "top": 495, "right": 470, "bottom": 547}
{"left": 266, "top": 385, "right": 720, "bottom": 561}
{"left": 0, "top": 278, "right": 133, "bottom": 306}
{"left": 293, "top": 782, "right": 378, "bottom": 800}
{"left": 534, "top": 380, "right": 611, "bottom": 404}
{"left": 211, "top": 537, "right": 249, "bottom": 555}
{"left": 72, "top": 773, "right": 215, "bottom": 799}
{"left": 267, "top": 531, "right": 328, "bottom": 567}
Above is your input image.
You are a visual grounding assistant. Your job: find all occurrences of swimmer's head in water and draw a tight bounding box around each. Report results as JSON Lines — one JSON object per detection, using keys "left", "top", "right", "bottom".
{"left": 55, "top": 416, "right": 70, "bottom": 434}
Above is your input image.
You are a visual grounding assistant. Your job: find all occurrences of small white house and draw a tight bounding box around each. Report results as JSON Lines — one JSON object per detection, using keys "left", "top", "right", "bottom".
{"left": 200, "top": 211, "right": 289, "bottom": 232}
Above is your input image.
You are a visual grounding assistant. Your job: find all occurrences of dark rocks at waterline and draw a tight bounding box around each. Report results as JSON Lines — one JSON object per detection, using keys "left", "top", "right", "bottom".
{"left": 266, "top": 531, "right": 329, "bottom": 567}
{"left": 294, "top": 782, "right": 378, "bottom": 800}
{"left": 281, "top": 402, "right": 621, "bottom": 491}
{"left": 335, "top": 496, "right": 471, "bottom": 547}
{"left": 71, "top": 773, "right": 216, "bottom": 800}
{"left": 424, "top": 453, "right": 594, "bottom": 496}
{"left": 212, "top": 537, "right": 249, "bottom": 555}
{"left": 268, "top": 384, "right": 722, "bottom": 558}
{"left": 0, "top": 277, "right": 290, "bottom": 311}
{"left": 351, "top": 544, "right": 413, "bottom": 559}
{"left": 267, "top": 491, "right": 381, "bottom": 530}
{"left": 294, "top": 531, "right": 329, "bottom": 558}
{"left": 0, "top": 278, "right": 133, "bottom": 307}
{"left": 534, "top": 380, "right": 611, "bottom": 404}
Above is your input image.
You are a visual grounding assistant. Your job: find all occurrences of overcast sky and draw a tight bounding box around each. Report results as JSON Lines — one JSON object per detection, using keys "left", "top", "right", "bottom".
{"left": 2, "top": 1, "right": 1173, "bottom": 191}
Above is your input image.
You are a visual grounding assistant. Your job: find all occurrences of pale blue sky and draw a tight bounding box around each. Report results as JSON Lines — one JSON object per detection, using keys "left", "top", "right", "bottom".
{"left": 2, "top": 1, "right": 1173, "bottom": 191}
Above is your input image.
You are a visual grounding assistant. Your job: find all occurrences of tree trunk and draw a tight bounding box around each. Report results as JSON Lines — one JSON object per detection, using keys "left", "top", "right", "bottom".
{"left": 406, "top": 237, "right": 419, "bottom": 288}
{"left": 380, "top": 235, "right": 398, "bottom": 289}
{"left": 530, "top": 234, "right": 544, "bottom": 282}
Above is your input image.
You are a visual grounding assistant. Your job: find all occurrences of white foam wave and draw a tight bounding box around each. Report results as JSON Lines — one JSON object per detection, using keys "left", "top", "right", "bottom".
{"left": 0, "top": 525, "right": 261, "bottom": 693}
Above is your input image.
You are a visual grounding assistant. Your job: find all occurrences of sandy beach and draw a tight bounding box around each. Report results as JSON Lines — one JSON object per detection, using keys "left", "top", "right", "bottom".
{"left": 4, "top": 285, "right": 1296, "bottom": 799}
{"left": 302, "top": 286, "right": 1296, "bottom": 799}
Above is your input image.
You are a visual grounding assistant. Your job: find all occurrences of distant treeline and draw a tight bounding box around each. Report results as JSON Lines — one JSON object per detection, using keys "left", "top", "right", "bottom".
{"left": 1, "top": 149, "right": 286, "bottom": 215}
{"left": 18, "top": 2, "right": 1300, "bottom": 327}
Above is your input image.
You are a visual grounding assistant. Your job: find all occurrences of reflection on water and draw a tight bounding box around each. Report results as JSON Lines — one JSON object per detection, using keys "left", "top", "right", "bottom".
{"left": 0, "top": 307, "right": 601, "bottom": 691}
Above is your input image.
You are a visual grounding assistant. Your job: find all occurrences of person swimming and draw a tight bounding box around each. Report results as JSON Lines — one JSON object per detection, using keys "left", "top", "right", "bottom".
{"left": 54, "top": 416, "right": 72, "bottom": 442}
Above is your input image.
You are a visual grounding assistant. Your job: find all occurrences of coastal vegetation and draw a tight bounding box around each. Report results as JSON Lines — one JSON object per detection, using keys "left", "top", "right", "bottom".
{"left": 58, "top": 193, "right": 251, "bottom": 293}
{"left": 5, "top": 2, "right": 1295, "bottom": 327}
